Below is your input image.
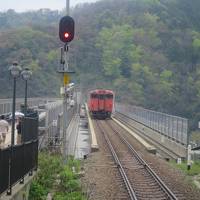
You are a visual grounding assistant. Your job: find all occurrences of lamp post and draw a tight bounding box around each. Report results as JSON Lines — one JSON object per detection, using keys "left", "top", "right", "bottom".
{"left": 19, "top": 68, "right": 32, "bottom": 183}
{"left": 9, "top": 62, "right": 22, "bottom": 146}
{"left": 7, "top": 62, "right": 21, "bottom": 195}
{"left": 21, "top": 68, "right": 32, "bottom": 116}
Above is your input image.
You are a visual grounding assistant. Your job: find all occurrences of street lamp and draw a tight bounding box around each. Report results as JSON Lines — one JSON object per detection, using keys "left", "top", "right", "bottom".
{"left": 8, "top": 62, "right": 22, "bottom": 146}
{"left": 7, "top": 61, "right": 21, "bottom": 195}
{"left": 21, "top": 68, "right": 32, "bottom": 116}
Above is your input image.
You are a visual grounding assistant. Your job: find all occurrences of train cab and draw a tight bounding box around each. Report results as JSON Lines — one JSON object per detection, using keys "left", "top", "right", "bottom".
{"left": 88, "top": 89, "right": 114, "bottom": 119}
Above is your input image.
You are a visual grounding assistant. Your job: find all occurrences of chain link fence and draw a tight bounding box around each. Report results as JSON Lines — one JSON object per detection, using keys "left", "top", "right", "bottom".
{"left": 115, "top": 103, "right": 188, "bottom": 146}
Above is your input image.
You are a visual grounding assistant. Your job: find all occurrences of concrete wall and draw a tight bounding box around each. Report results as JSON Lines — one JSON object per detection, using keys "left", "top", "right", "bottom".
{"left": 1, "top": 173, "right": 36, "bottom": 200}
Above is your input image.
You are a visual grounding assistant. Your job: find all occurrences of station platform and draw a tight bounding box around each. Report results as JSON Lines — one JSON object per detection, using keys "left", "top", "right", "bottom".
{"left": 112, "top": 117, "right": 156, "bottom": 154}
{"left": 85, "top": 104, "right": 99, "bottom": 152}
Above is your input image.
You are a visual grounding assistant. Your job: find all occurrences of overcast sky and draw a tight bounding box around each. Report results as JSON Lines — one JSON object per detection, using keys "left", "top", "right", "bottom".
{"left": 0, "top": 0, "right": 99, "bottom": 12}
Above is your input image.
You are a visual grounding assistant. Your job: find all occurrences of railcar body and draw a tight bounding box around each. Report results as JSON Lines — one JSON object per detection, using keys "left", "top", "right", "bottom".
{"left": 88, "top": 89, "right": 114, "bottom": 119}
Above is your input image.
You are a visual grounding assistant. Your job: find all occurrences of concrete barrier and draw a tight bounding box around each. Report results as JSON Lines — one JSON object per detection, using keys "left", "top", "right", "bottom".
{"left": 85, "top": 104, "right": 98, "bottom": 152}
{"left": 112, "top": 117, "right": 156, "bottom": 154}
{"left": 0, "top": 172, "right": 36, "bottom": 200}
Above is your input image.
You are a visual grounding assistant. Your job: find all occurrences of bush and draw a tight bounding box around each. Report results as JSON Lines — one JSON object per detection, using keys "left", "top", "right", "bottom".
{"left": 67, "top": 157, "right": 81, "bottom": 172}
{"left": 66, "top": 179, "right": 81, "bottom": 192}
{"left": 29, "top": 181, "right": 47, "bottom": 200}
{"left": 54, "top": 192, "right": 87, "bottom": 200}
{"left": 29, "top": 153, "right": 86, "bottom": 200}
{"left": 60, "top": 166, "right": 76, "bottom": 183}
{"left": 29, "top": 152, "right": 63, "bottom": 199}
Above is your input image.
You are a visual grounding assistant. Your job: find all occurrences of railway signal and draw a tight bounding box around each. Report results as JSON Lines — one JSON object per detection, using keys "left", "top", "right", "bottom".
{"left": 59, "top": 15, "right": 75, "bottom": 43}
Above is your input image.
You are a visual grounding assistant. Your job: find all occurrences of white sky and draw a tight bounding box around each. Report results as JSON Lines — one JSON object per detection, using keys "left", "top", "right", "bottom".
{"left": 0, "top": 0, "right": 99, "bottom": 12}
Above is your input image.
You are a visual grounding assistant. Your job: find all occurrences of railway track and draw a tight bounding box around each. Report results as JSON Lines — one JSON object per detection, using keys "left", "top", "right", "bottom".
{"left": 115, "top": 112, "right": 181, "bottom": 160}
{"left": 91, "top": 119, "right": 130, "bottom": 200}
{"left": 96, "top": 119, "right": 178, "bottom": 200}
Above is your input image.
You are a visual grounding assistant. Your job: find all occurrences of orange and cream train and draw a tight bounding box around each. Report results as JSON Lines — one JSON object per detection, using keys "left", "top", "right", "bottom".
{"left": 88, "top": 89, "right": 114, "bottom": 119}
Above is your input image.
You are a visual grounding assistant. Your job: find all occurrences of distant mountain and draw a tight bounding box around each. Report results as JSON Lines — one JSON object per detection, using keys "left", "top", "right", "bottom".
{"left": 1, "top": 0, "right": 200, "bottom": 129}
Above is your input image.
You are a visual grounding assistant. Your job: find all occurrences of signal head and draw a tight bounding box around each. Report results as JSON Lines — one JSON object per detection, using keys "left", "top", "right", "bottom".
{"left": 59, "top": 16, "right": 75, "bottom": 43}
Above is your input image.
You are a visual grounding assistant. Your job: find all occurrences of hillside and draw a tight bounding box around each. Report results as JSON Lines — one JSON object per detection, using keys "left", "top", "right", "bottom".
{"left": 0, "top": 0, "right": 200, "bottom": 129}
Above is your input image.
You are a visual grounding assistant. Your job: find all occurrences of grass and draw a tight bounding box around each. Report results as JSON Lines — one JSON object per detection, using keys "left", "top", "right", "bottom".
{"left": 29, "top": 152, "right": 86, "bottom": 200}
{"left": 170, "top": 160, "right": 200, "bottom": 176}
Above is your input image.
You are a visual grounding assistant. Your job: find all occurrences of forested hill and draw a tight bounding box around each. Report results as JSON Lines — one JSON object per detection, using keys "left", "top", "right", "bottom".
{"left": 1, "top": 0, "right": 200, "bottom": 129}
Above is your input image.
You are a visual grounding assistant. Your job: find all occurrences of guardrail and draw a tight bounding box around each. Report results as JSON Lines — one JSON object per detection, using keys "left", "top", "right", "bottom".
{"left": 0, "top": 140, "right": 38, "bottom": 196}
{"left": 0, "top": 98, "right": 61, "bottom": 115}
{"left": 115, "top": 103, "right": 188, "bottom": 146}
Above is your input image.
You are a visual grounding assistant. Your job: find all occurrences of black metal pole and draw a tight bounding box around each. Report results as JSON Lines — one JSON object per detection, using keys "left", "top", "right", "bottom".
{"left": 11, "top": 78, "right": 16, "bottom": 146}
{"left": 20, "top": 79, "right": 28, "bottom": 184}
{"left": 24, "top": 80, "right": 28, "bottom": 116}
{"left": 8, "top": 78, "right": 16, "bottom": 195}
{"left": 20, "top": 80, "right": 27, "bottom": 184}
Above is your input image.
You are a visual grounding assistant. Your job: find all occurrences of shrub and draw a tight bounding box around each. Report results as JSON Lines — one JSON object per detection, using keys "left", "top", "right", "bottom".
{"left": 29, "top": 181, "right": 47, "bottom": 200}
{"left": 66, "top": 179, "right": 81, "bottom": 192}
{"left": 29, "top": 153, "right": 85, "bottom": 200}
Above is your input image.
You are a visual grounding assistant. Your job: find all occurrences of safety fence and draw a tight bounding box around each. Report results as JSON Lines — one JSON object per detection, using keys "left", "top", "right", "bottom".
{"left": 45, "top": 100, "right": 63, "bottom": 144}
{"left": 22, "top": 113, "right": 39, "bottom": 142}
{"left": 0, "top": 98, "right": 45, "bottom": 115}
{"left": 0, "top": 140, "right": 38, "bottom": 196}
{"left": 115, "top": 103, "right": 188, "bottom": 146}
{"left": 0, "top": 98, "right": 60, "bottom": 115}
{"left": 57, "top": 104, "right": 78, "bottom": 138}
{"left": 39, "top": 99, "right": 78, "bottom": 149}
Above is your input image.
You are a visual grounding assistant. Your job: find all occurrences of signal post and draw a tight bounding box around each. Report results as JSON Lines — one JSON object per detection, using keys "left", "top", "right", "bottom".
{"left": 58, "top": 2, "right": 75, "bottom": 161}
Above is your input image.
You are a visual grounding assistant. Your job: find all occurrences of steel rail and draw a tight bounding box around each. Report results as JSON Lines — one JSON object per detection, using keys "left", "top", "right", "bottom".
{"left": 115, "top": 113, "right": 180, "bottom": 159}
{"left": 96, "top": 120, "right": 137, "bottom": 200}
{"left": 107, "top": 120, "right": 178, "bottom": 200}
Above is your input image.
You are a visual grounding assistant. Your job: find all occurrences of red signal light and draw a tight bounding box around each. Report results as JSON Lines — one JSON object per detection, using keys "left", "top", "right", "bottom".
{"left": 64, "top": 32, "right": 69, "bottom": 38}
{"left": 59, "top": 16, "right": 75, "bottom": 43}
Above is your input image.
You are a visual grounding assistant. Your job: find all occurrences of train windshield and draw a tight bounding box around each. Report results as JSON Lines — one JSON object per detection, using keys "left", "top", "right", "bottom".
{"left": 106, "top": 94, "right": 113, "bottom": 99}
{"left": 91, "top": 94, "right": 98, "bottom": 98}
{"left": 99, "top": 94, "right": 104, "bottom": 99}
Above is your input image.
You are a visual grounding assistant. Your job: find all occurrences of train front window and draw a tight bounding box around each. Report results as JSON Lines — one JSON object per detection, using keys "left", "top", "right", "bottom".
{"left": 99, "top": 94, "right": 104, "bottom": 99}
{"left": 91, "top": 94, "right": 98, "bottom": 98}
{"left": 106, "top": 94, "right": 113, "bottom": 99}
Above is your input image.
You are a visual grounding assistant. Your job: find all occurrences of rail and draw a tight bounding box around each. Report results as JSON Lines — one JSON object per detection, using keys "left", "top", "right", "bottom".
{"left": 115, "top": 114, "right": 181, "bottom": 159}
{"left": 96, "top": 120, "right": 137, "bottom": 200}
{"left": 107, "top": 120, "right": 178, "bottom": 200}
{"left": 95, "top": 119, "right": 178, "bottom": 199}
{"left": 107, "top": 120, "right": 177, "bottom": 200}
